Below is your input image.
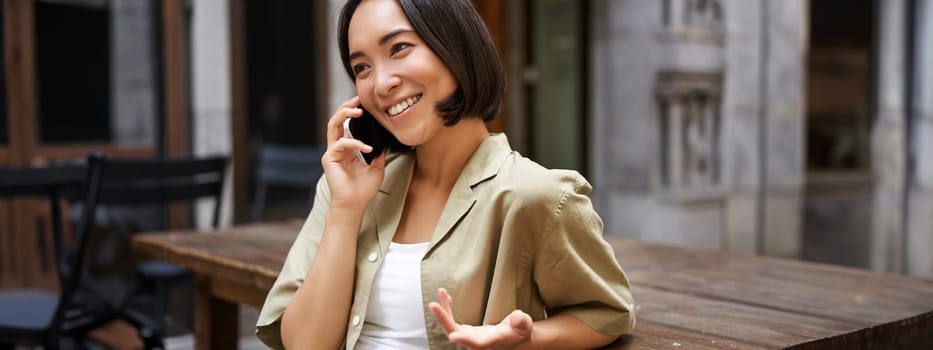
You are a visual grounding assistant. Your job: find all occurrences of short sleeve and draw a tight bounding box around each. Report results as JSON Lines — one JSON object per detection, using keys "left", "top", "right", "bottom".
{"left": 532, "top": 174, "right": 636, "bottom": 337}
{"left": 255, "top": 176, "right": 330, "bottom": 350}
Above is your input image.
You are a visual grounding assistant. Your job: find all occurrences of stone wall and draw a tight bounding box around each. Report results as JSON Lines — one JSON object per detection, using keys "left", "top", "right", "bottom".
{"left": 906, "top": 0, "right": 933, "bottom": 276}
{"left": 111, "top": 0, "right": 156, "bottom": 147}
{"left": 589, "top": 0, "right": 806, "bottom": 257}
{"left": 721, "top": 0, "right": 763, "bottom": 254}
{"left": 758, "top": 0, "right": 806, "bottom": 258}
{"left": 871, "top": 0, "right": 910, "bottom": 272}
{"left": 192, "top": 0, "right": 233, "bottom": 228}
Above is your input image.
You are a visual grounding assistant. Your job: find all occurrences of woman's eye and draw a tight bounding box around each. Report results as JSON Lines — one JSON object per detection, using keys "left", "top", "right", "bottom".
{"left": 390, "top": 43, "right": 412, "bottom": 56}
{"left": 352, "top": 64, "right": 369, "bottom": 76}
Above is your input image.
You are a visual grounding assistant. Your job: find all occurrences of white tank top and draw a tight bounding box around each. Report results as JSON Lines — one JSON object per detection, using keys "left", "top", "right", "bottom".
{"left": 356, "top": 241, "right": 431, "bottom": 350}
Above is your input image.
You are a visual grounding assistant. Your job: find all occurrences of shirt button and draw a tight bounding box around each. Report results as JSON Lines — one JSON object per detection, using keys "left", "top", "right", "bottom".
{"left": 352, "top": 315, "right": 361, "bottom": 326}
{"left": 367, "top": 252, "right": 378, "bottom": 262}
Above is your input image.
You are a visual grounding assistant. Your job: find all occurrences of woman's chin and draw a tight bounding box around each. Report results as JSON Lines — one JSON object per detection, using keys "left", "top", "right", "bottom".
{"left": 392, "top": 133, "right": 425, "bottom": 148}
{"left": 397, "top": 139, "right": 421, "bottom": 149}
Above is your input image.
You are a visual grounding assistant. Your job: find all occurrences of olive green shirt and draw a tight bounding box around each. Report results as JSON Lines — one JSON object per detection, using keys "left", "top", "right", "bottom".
{"left": 256, "top": 134, "right": 635, "bottom": 349}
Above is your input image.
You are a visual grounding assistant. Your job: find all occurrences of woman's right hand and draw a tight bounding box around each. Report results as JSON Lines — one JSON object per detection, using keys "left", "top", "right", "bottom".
{"left": 322, "top": 96, "right": 388, "bottom": 210}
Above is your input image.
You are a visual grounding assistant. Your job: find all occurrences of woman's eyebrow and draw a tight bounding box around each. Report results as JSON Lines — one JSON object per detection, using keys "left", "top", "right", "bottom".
{"left": 378, "top": 28, "right": 413, "bottom": 45}
{"left": 349, "top": 28, "right": 414, "bottom": 61}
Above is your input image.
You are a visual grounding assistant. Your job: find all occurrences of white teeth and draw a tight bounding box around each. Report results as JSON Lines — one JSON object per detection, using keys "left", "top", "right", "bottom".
{"left": 387, "top": 95, "right": 421, "bottom": 116}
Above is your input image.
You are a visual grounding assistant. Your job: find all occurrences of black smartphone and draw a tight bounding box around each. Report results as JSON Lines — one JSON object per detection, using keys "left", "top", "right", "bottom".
{"left": 343, "top": 107, "right": 405, "bottom": 164}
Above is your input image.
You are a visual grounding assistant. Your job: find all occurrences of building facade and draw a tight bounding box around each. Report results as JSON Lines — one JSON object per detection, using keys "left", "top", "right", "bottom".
{"left": 2, "top": 0, "right": 932, "bottom": 290}
{"left": 586, "top": 0, "right": 933, "bottom": 276}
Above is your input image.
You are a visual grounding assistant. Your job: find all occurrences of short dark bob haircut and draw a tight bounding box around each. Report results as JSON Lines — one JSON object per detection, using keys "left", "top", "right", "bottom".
{"left": 338, "top": 0, "right": 506, "bottom": 126}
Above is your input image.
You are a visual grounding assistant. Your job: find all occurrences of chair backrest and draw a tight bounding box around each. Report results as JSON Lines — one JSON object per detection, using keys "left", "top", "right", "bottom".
{"left": 93, "top": 154, "right": 229, "bottom": 228}
{"left": 251, "top": 143, "right": 323, "bottom": 221}
{"left": 0, "top": 156, "right": 102, "bottom": 334}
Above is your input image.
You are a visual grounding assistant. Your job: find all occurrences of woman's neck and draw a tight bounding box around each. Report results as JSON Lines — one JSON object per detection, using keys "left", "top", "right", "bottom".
{"left": 412, "top": 118, "right": 489, "bottom": 188}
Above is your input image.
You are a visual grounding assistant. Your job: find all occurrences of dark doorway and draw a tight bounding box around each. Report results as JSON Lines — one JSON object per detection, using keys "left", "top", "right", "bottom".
{"left": 803, "top": 0, "right": 876, "bottom": 269}
{"left": 244, "top": 1, "right": 320, "bottom": 220}
{"left": 526, "top": 0, "right": 587, "bottom": 173}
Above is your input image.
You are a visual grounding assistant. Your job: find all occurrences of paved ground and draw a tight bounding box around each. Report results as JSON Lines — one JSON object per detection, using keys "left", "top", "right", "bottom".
{"left": 164, "top": 305, "right": 265, "bottom": 350}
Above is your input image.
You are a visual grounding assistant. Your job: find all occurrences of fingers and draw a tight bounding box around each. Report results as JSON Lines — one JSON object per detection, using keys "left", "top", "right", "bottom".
{"left": 440, "top": 288, "right": 453, "bottom": 310}
{"left": 507, "top": 310, "right": 533, "bottom": 338}
{"left": 322, "top": 137, "right": 373, "bottom": 166}
{"left": 326, "top": 96, "right": 362, "bottom": 146}
{"left": 429, "top": 289, "right": 534, "bottom": 349}
{"left": 452, "top": 310, "right": 534, "bottom": 349}
{"left": 429, "top": 302, "right": 460, "bottom": 336}
{"left": 322, "top": 97, "right": 369, "bottom": 166}
{"left": 429, "top": 288, "right": 460, "bottom": 336}
{"left": 367, "top": 149, "right": 388, "bottom": 170}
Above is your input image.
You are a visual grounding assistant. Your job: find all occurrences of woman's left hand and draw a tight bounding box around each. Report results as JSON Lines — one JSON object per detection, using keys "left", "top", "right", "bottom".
{"left": 428, "top": 288, "right": 533, "bottom": 350}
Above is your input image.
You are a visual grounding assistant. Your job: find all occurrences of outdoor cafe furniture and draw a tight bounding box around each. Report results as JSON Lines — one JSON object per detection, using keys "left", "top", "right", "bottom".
{"left": 132, "top": 219, "right": 933, "bottom": 350}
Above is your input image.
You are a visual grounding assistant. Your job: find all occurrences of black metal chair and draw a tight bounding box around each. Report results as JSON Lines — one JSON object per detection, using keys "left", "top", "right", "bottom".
{"left": 89, "top": 153, "right": 228, "bottom": 335}
{"left": 0, "top": 154, "right": 161, "bottom": 349}
{"left": 250, "top": 143, "right": 323, "bottom": 222}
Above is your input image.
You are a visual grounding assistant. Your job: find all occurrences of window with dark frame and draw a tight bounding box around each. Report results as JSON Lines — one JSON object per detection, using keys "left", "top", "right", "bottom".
{"left": 34, "top": 2, "right": 111, "bottom": 144}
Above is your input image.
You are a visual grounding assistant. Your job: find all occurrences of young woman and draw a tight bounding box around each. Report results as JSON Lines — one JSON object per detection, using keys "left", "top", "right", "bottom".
{"left": 256, "top": 0, "right": 635, "bottom": 349}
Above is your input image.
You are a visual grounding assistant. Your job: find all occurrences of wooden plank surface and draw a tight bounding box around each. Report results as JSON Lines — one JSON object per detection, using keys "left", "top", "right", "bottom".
{"left": 609, "top": 238, "right": 933, "bottom": 324}
{"left": 610, "top": 321, "right": 769, "bottom": 350}
{"left": 607, "top": 238, "right": 933, "bottom": 348}
{"left": 132, "top": 219, "right": 301, "bottom": 291}
{"left": 132, "top": 221, "right": 933, "bottom": 349}
{"left": 630, "top": 286, "right": 857, "bottom": 348}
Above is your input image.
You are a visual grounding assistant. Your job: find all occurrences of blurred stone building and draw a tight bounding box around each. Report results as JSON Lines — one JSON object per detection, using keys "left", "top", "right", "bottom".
{"left": 584, "top": 0, "right": 933, "bottom": 277}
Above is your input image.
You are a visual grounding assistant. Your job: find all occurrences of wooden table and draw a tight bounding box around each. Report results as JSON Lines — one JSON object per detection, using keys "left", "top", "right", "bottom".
{"left": 132, "top": 220, "right": 933, "bottom": 349}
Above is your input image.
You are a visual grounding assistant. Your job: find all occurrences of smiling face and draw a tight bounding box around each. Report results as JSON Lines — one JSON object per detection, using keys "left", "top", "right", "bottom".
{"left": 347, "top": 0, "right": 459, "bottom": 147}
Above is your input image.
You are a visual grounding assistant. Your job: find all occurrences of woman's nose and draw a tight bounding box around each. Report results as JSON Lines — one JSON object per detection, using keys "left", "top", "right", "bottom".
{"left": 374, "top": 66, "right": 401, "bottom": 96}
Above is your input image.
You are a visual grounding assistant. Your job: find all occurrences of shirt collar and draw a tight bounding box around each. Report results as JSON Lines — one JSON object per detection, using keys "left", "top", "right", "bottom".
{"left": 378, "top": 133, "right": 512, "bottom": 195}
{"left": 457, "top": 133, "right": 512, "bottom": 188}
{"left": 372, "top": 133, "right": 512, "bottom": 253}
